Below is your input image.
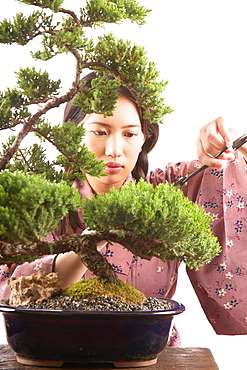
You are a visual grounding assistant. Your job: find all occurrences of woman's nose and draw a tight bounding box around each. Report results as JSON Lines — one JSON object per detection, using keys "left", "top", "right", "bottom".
{"left": 105, "top": 135, "right": 123, "bottom": 158}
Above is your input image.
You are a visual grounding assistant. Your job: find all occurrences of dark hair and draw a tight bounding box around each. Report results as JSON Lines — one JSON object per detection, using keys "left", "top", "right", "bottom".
{"left": 56, "top": 72, "right": 159, "bottom": 236}
{"left": 63, "top": 72, "right": 159, "bottom": 181}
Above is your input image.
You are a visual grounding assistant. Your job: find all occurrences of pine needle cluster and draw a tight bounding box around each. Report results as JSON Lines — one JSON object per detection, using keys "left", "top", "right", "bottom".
{"left": 0, "top": 171, "right": 81, "bottom": 244}
{"left": 83, "top": 180, "right": 221, "bottom": 270}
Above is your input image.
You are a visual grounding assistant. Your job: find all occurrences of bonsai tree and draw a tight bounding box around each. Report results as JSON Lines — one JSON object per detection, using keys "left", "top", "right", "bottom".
{"left": 0, "top": 1, "right": 221, "bottom": 299}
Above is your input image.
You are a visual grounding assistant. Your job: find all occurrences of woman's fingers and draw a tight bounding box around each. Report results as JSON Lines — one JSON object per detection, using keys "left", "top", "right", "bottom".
{"left": 197, "top": 117, "right": 235, "bottom": 168}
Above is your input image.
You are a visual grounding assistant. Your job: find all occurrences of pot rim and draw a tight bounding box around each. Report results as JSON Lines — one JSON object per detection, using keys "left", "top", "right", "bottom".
{"left": 0, "top": 297, "right": 185, "bottom": 316}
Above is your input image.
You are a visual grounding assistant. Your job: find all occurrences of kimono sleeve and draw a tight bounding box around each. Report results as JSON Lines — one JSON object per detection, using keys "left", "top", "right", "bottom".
{"left": 148, "top": 155, "right": 247, "bottom": 334}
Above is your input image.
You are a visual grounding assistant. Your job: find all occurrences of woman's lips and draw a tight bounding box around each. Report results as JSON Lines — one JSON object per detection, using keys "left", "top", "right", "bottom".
{"left": 104, "top": 162, "right": 123, "bottom": 174}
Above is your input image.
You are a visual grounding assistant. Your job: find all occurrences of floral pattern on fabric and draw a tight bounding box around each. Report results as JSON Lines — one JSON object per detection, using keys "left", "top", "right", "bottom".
{"left": 186, "top": 155, "right": 247, "bottom": 335}
{"left": 148, "top": 152, "right": 247, "bottom": 334}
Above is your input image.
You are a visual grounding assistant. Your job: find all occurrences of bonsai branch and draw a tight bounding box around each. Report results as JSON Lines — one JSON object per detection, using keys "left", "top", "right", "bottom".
{"left": 0, "top": 87, "right": 79, "bottom": 170}
{"left": 18, "top": 149, "right": 35, "bottom": 172}
{"left": 59, "top": 8, "right": 81, "bottom": 26}
{"left": 0, "top": 234, "right": 117, "bottom": 284}
{"left": 0, "top": 229, "right": 200, "bottom": 285}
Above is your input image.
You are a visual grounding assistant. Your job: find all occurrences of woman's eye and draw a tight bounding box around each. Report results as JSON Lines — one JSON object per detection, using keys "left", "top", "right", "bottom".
{"left": 93, "top": 131, "right": 106, "bottom": 136}
{"left": 125, "top": 133, "right": 137, "bottom": 138}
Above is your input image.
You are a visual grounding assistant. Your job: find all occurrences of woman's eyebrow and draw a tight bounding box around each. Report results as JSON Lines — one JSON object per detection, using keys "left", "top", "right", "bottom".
{"left": 88, "top": 121, "right": 109, "bottom": 126}
{"left": 89, "top": 121, "right": 142, "bottom": 128}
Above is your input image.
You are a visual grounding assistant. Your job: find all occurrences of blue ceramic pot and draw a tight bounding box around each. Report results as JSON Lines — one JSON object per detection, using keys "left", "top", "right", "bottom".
{"left": 0, "top": 298, "right": 185, "bottom": 367}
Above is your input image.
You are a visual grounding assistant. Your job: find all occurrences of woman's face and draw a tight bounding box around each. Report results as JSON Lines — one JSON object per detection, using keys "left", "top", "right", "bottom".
{"left": 81, "top": 95, "right": 145, "bottom": 193}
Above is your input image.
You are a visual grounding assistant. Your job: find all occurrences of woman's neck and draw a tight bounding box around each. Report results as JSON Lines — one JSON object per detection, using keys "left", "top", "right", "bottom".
{"left": 85, "top": 175, "right": 126, "bottom": 194}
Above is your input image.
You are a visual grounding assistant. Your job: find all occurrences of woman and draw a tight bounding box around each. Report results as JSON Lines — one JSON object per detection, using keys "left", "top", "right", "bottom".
{"left": 1, "top": 73, "right": 247, "bottom": 341}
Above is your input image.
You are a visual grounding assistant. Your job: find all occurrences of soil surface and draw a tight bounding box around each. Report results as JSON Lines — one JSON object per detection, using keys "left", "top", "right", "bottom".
{"left": 8, "top": 295, "right": 174, "bottom": 311}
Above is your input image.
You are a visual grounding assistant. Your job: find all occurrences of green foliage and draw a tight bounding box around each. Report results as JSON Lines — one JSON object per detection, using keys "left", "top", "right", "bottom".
{"left": 0, "top": 171, "right": 81, "bottom": 244}
{"left": 1, "top": 119, "right": 106, "bottom": 183}
{"left": 32, "top": 21, "right": 88, "bottom": 60}
{"left": 0, "top": 67, "right": 60, "bottom": 130}
{"left": 83, "top": 0, "right": 150, "bottom": 26}
{"left": 20, "top": 0, "right": 63, "bottom": 12}
{"left": 86, "top": 33, "right": 172, "bottom": 123}
{"left": 73, "top": 73, "right": 121, "bottom": 117}
{"left": 0, "top": 10, "right": 54, "bottom": 45}
{"left": 0, "top": 89, "right": 30, "bottom": 129}
{"left": 34, "top": 120, "right": 106, "bottom": 181}
{"left": 82, "top": 179, "right": 221, "bottom": 269}
{"left": 16, "top": 67, "right": 61, "bottom": 101}
{"left": 3, "top": 143, "right": 64, "bottom": 183}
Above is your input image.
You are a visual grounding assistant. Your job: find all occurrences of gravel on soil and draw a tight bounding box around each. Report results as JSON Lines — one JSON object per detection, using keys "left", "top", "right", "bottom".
{"left": 18, "top": 295, "right": 174, "bottom": 311}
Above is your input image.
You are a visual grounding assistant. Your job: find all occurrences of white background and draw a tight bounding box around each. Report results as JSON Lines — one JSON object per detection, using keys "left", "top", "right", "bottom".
{"left": 1, "top": 1, "right": 247, "bottom": 368}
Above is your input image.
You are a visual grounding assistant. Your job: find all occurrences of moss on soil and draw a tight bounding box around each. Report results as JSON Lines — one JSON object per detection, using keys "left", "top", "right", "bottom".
{"left": 62, "top": 277, "right": 146, "bottom": 304}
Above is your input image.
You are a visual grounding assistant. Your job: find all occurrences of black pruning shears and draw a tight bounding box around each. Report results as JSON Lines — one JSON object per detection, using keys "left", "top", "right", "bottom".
{"left": 175, "top": 133, "right": 247, "bottom": 187}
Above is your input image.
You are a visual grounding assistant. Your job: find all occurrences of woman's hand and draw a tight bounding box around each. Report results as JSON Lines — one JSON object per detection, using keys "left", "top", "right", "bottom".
{"left": 197, "top": 116, "right": 236, "bottom": 169}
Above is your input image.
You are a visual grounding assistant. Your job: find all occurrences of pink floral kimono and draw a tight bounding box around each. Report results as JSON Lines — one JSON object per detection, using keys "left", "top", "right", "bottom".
{"left": 1, "top": 152, "right": 247, "bottom": 341}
